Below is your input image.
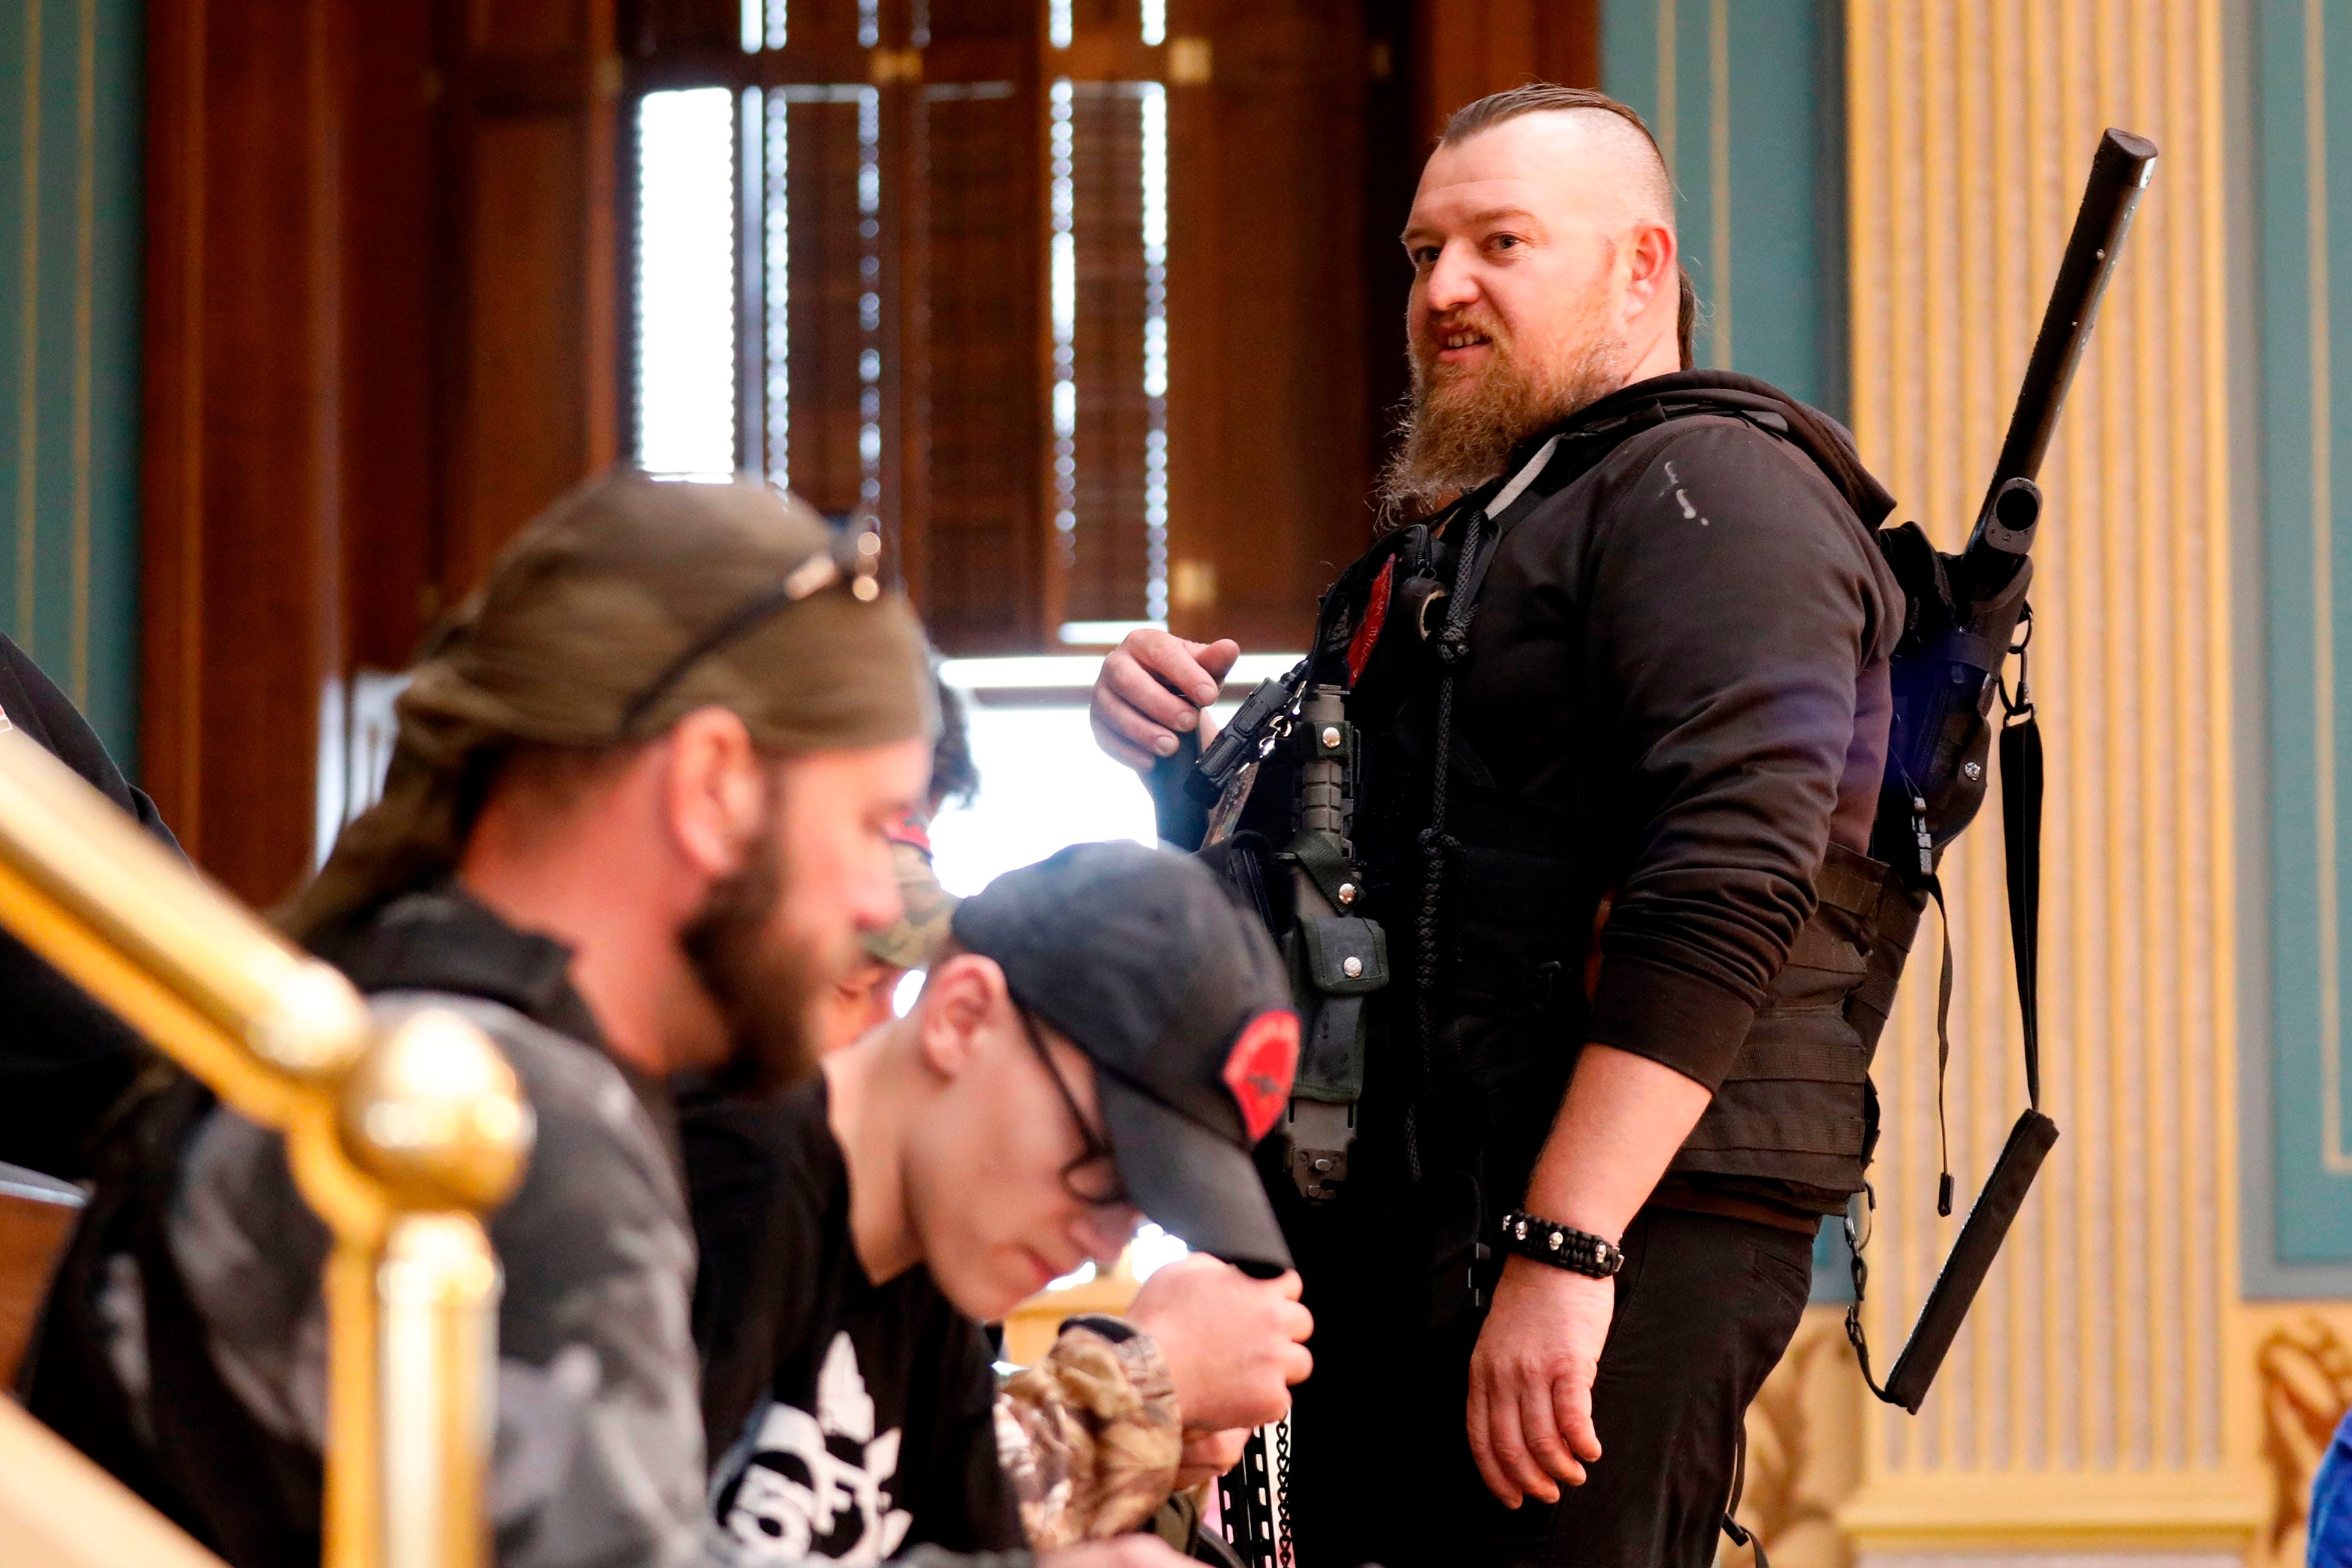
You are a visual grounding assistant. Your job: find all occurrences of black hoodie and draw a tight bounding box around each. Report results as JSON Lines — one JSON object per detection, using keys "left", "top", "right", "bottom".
{"left": 1373, "top": 372, "right": 1904, "bottom": 1226}
{"left": 0, "top": 632, "right": 182, "bottom": 1180}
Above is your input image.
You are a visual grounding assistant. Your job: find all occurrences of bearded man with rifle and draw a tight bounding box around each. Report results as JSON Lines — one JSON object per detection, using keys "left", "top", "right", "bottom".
{"left": 1091, "top": 85, "right": 1905, "bottom": 1567}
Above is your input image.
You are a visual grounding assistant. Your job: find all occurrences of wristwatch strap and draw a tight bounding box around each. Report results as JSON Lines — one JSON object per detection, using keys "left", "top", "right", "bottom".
{"left": 1498, "top": 1210, "right": 1624, "bottom": 1277}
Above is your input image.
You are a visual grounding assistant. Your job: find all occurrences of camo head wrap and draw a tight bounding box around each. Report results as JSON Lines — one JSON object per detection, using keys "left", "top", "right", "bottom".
{"left": 285, "top": 472, "right": 935, "bottom": 940}
{"left": 861, "top": 816, "right": 961, "bottom": 971}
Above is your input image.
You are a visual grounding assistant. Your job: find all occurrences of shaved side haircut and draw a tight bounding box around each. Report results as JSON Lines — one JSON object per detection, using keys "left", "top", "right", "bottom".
{"left": 1440, "top": 85, "right": 1695, "bottom": 369}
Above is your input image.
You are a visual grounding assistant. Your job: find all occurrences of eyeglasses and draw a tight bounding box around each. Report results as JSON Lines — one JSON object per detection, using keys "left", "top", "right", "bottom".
{"left": 1014, "top": 1006, "right": 1131, "bottom": 1210}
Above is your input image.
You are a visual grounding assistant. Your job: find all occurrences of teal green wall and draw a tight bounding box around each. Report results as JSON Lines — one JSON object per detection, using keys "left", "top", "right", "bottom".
{"left": 2249, "top": 0, "right": 2352, "bottom": 1284}
{"left": 1602, "top": 0, "right": 1846, "bottom": 420}
{"left": 0, "top": 0, "right": 143, "bottom": 770}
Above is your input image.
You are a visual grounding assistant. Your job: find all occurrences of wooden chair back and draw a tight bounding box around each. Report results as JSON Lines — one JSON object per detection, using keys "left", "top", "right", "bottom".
{"left": 0, "top": 1161, "right": 85, "bottom": 1389}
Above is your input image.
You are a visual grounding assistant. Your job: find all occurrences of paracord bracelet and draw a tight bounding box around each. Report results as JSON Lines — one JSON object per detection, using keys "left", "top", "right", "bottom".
{"left": 1498, "top": 1210, "right": 1624, "bottom": 1278}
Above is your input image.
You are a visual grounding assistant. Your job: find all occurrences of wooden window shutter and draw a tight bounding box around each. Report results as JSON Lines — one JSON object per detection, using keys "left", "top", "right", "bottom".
{"left": 1164, "top": 0, "right": 1378, "bottom": 654}
{"left": 442, "top": 0, "right": 624, "bottom": 597}
{"left": 904, "top": 0, "right": 1048, "bottom": 651}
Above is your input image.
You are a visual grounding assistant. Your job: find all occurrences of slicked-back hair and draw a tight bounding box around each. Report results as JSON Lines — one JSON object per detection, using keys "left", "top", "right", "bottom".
{"left": 1438, "top": 84, "right": 1695, "bottom": 370}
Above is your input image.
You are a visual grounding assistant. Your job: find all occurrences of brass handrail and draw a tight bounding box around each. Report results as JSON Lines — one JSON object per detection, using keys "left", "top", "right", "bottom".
{"left": 0, "top": 727, "right": 532, "bottom": 1568}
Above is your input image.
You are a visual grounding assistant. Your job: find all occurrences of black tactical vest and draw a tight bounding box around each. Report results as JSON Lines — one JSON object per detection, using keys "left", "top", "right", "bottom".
{"left": 1223, "top": 384, "right": 1903, "bottom": 1220}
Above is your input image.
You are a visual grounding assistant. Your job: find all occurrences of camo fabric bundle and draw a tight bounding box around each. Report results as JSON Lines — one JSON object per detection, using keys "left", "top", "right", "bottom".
{"left": 994, "top": 1319, "right": 1183, "bottom": 1549}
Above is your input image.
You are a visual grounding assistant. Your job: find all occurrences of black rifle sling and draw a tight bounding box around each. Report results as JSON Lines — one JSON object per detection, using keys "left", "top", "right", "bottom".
{"left": 2001, "top": 626, "right": 2044, "bottom": 1109}
{"left": 1846, "top": 621, "right": 2055, "bottom": 1415}
{"left": 1932, "top": 873, "right": 1957, "bottom": 1217}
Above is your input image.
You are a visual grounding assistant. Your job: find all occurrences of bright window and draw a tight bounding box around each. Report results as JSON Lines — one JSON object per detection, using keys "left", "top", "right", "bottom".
{"left": 632, "top": 90, "right": 739, "bottom": 482}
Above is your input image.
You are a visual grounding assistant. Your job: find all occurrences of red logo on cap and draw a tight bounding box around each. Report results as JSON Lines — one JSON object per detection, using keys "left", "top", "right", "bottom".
{"left": 1223, "top": 1011, "right": 1300, "bottom": 1143}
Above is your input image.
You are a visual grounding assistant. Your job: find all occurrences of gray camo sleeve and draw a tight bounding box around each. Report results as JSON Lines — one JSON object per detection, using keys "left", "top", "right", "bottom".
{"left": 174, "top": 994, "right": 709, "bottom": 1568}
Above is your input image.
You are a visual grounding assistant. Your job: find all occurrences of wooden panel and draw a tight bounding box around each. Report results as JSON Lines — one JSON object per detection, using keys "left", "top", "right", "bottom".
{"left": 475, "top": 0, "right": 596, "bottom": 53}
{"left": 904, "top": 0, "right": 1044, "bottom": 651}
{"left": 451, "top": 115, "right": 598, "bottom": 589}
{"left": 143, "top": 0, "right": 619, "bottom": 898}
{"left": 619, "top": 0, "right": 742, "bottom": 58}
{"left": 442, "top": 0, "right": 619, "bottom": 595}
{"left": 1837, "top": 0, "right": 2251, "bottom": 1548}
{"left": 0, "top": 1168, "right": 81, "bottom": 1389}
{"left": 1164, "top": 0, "right": 1374, "bottom": 654}
{"left": 775, "top": 91, "right": 878, "bottom": 518}
{"left": 1409, "top": 0, "right": 1599, "bottom": 143}
{"left": 341, "top": 0, "right": 442, "bottom": 669}
{"left": 917, "top": 81, "right": 1045, "bottom": 648}
{"left": 141, "top": 0, "right": 345, "bottom": 906}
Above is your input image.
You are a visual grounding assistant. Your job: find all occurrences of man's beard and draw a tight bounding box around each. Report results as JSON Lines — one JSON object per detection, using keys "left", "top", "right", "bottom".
{"left": 680, "top": 819, "right": 827, "bottom": 1098}
{"left": 1378, "top": 301, "right": 1633, "bottom": 520}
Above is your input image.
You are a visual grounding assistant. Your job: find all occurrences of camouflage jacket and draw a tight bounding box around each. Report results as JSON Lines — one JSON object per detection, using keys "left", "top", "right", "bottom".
{"left": 170, "top": 988, "right": 710, "bottom": 1568}
{"left": 994, "top": 1315, "right": 1184, "bottom": 1550}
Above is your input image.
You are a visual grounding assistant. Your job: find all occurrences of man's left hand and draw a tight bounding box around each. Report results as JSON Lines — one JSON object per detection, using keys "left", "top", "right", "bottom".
{"left": 1465, "top": 1256, "right": 1613, "bottom": 1507}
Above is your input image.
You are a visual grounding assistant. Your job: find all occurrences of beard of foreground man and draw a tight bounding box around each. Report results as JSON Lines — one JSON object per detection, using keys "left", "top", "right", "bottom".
{"left": 1092, "top": 85, "right": 1903, "bottom": 1566}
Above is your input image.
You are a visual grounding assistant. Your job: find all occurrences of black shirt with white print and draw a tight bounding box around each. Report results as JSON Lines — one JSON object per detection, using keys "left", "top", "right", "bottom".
{"left": 686, "top": 1076, "right": 1022, "bottom": 1566}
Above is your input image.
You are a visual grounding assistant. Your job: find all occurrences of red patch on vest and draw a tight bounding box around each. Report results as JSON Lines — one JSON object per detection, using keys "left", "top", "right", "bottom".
{"left": 1222, "top": 1010, "right": 1300, "bottom": 1143}
{"left": 885, "top": 808, "right": 932, "bottom": 852}
{"left": 1344, "top": 558, "right": 1396, "bottom": 687}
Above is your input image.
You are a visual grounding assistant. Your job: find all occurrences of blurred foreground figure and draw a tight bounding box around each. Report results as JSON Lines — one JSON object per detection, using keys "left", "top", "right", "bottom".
{"left": 809, "top": 672, "right": 971, "bottom": 1048}
{"left": 688, "top": 843, "right": 1312, "bottom": 1564}
{"left": 2316, "top": 1406, "right": 2352, "bottom": 1568}
{"left": 25, "top": 474, "right": 939, "bottom": 1568}
{"left": 0, "top": 632, "right": 182, "bottom": 1181}
{"left": 810, "top": 811, "right": 962, "bottom": 1050}
{"left": 1095, "top": 86, "right": 1900, "bottom": 1566}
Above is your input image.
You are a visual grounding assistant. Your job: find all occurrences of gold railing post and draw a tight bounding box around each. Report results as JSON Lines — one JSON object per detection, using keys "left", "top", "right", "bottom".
{"left": 376, "top": 1215, "right": 502, "bottom": 1568}
{"left": 0, "top": 728, "right": 531, "bottom": 1568}
{"left": 343, "top": 1007, "right": 529, "bottom": 1568}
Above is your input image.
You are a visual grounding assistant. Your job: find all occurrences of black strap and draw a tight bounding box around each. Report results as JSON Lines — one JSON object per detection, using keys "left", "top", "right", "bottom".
{"left": 2001, "top": 654, "right": 2044, "bottom": 1108}
{"left": 1720, "top": 1422, "right": 1772, "bottom": 1567}
{"left": 1929, "top": 872, "right": 1956, "bottom": 1216}
{"left": 1406, "top": 503, "right": 1488, "bottom": 1183}
{"left": 1285, "top": 829, "right": 1356, "bottom": 914}
{"left": 1847, "top": 604, "right": 2048, "bottom": 1410}
{"left": 1900, "top": 784, "right": 1959, "bottom": 1219}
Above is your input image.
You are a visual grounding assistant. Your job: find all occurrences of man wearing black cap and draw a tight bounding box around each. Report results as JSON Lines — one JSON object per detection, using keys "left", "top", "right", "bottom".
{"left": 690, "top": 841, "right": 1313, "bottom": 1564}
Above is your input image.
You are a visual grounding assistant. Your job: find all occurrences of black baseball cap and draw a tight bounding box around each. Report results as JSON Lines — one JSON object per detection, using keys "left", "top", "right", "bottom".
{"left": 949, "top": 841, "right": 1299, "bottom": 1276}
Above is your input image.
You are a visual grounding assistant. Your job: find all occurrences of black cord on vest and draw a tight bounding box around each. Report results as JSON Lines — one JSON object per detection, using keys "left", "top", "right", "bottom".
{"left": 1408, "top": 504, "right": 1487, "bottom": 1186}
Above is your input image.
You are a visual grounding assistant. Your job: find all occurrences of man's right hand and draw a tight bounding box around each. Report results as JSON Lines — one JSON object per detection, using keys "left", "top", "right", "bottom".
{"left": 1089, "top": 630, "right": 1241, "bottom": 774}
{"left": 1127, "top": 1255, "right": 1313, "bottom": 1433}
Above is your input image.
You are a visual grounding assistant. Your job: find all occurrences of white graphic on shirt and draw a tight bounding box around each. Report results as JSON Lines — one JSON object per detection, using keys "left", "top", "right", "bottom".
{"left": 715, "top": 1333, "right": 912, "bottom": 1564}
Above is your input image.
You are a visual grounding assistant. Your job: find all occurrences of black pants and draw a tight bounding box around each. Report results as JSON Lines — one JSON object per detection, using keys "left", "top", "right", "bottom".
{"left": 1282, "top": 1207, "right": 1815, "bottom": 1568}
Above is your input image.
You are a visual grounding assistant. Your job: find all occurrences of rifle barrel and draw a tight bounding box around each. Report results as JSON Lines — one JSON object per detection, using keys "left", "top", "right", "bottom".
{"left": 1976, "top": 128, "right": 2158, "bottom": 529}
